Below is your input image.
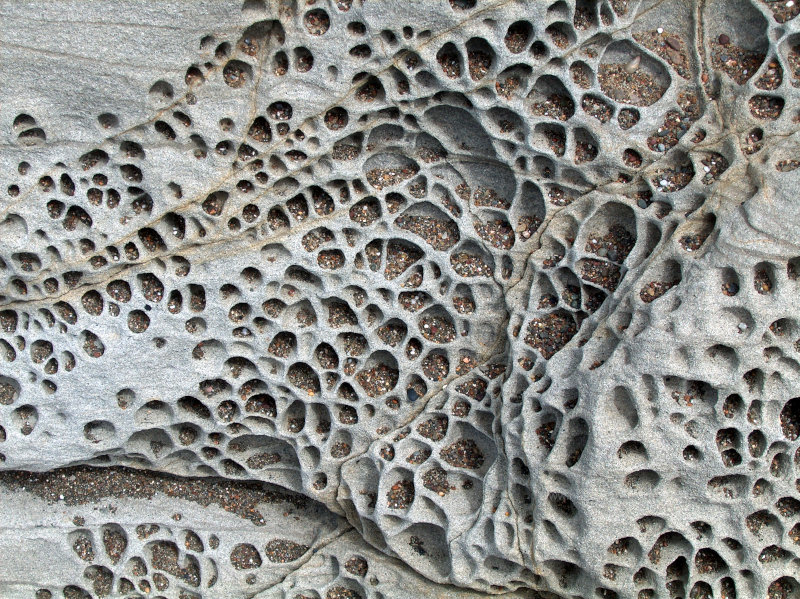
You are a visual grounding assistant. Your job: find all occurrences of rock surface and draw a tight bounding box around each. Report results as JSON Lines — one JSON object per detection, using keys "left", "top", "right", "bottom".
{"left": 0, "top": 0, "right": 799, "bottom": 597}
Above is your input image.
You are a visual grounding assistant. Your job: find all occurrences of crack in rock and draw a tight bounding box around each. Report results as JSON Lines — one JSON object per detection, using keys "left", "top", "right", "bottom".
{"left": 1, "top": 1, "right": 800, "bottom": 597}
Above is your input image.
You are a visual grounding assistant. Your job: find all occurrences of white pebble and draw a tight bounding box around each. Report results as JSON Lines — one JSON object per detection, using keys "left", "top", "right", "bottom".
{"left": 738, "top": 322, "right": 747, "bottom": 331}
{"left": 788, "top": 1, "right": 795, "bottom": 7}
{"left": 657, "top": 27, "right": 664, "bottom": 33}
{"left": 660, "top": 179, "right": 669, "bottom": 186}
{"left": 624, "top": 55, "right": 641, "bottom": 73}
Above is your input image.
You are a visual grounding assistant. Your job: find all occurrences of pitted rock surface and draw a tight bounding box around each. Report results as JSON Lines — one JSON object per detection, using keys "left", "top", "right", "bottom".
{"left": 1, "top": 1, "right": 800, "bottom": 598}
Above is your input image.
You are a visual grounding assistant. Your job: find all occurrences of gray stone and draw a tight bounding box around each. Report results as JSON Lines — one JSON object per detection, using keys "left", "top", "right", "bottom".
{"left": 0, "top": 0, "right": 799, "bottom": 598}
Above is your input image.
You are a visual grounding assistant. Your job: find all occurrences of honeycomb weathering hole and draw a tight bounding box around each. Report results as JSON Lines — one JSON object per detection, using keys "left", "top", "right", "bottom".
{"left": 0, "top": 0, "right": 798, "bottom": 596}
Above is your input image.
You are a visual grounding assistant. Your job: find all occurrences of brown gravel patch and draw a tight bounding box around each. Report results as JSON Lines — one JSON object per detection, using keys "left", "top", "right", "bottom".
{"left": 441, "top": 439, "right": 485, "bottom": 469}
{"left": 72, "top": 534, "right": 94, "bottom": 561}
{"left": 386, "top": 479, "right": 414, "bottom": 509}
{"left": 748, "top": 95, "right": 784, "bottom": 120}
{"left": 385, "top": 241, "right": 423, "bottom": 280}
{"left": 376, "top": 322, "right": 406, "bottom": 347}
{"left": 700, "top": 152, "right": 729, "bottom": 184}
{"left": 584, "top": 224, "right": 635, "bottom": 263}
{"left": 0, "top": 466, "right": 306, "bottom": 526}
{"left": 755, "top": 58, "right": 783, "bottom": 90}
{"left": 452, "top": 400, "right": 471, "bottom": 417}
{"left": 647, "top": 91, "right": 700, "bottom": 152}
{"left": 136, "top": 524, "right": 160, "bottom": 539}
{"left": 581, "top": 259, "right": 622, "bottom": 291}
{"left": 103, "top": 526, "right": 127, "bottom": 564}
{"left": 327, "top": 586, "right": 364, "bottom": 599}
{"left": 633, "top": 30, "right": 691, "bottom": 79}
{"left": 417, "top": 415, "right": 449, "bottom": 441}
{"left": 617, "top": 107, "right": 640, "bottom": 129}
{"left": 450, "top": 252, "right": 493, "bottom": 277}
{"left": 652, "top": 163, "right": 695, "bottom": 192}
{"left": 505, "top": 23, "right": 530, "bottom": 53}
{"left": 547, "top": 185, "right": 573, "bottom": 206}
{"left": 355, "top": 363, "right": 399, "bottom": 397}
{"left": 406, "top": 447, "right": 432, "bottom": 464}
{"left": 422, "top": 353, "right": 450, "bottom": 381}
{"left": 246, "top": 452, "right": 282, "bottom": 469}
{"left": 301, "top": 227, "right": 334, "bottom": 252}
{"left": 422, "top": 466, "right": 455, "bottom": 496}
{"left": 531, "top": 93, "right": 575, "bottom": 121}
{"left": 398, "top": 291, "right": 428, "bottom": 313}
{"left": 598, "top": 63, "right": 667, "bottom": 106}
{"left": 474, "top": 217, "right": 515, "bottom": 249}
{"left": 710, "top": 41, "right": 764, "bottom": 84}
{"left": 0, "top": 382, "right": 18, "bottom": 404}
{"left": 524, "top": 312, "right": 578, "bottom": 359}
{"left": 496, "top": 75, "right": 521, "bottom": 99}
{"left": 468, "top": 50, "right": 492, "bottom": 80}
{"left": 419, "top": 315, "right": 456, "bottom": 343}
{"left": 455, "top": 376, "right": 488, "bottom": 400}
{"left": 437, "top": 49, "right": 461, "bottom": 78}
{"left": 151, "top": 540, "right": 201, "bottom": 585}
{"left": 581, "top": 95, "right": 613, "bottom": 122}
{"left": 264, "top": 539, "right": 309, "bottom": 563}
{"left": 396, "top": 215, "right": 459, "bottom": 250}
{"left": 344, "top": 556, "right": 368, "bottom": 576}
{"left": 366, "top": 165, "right": 418, "bottom": 190}
{"left": 230, "top": 543, "right": 262, "bottom": 570}
{"left": 472, "top": 186, "right": 511, "bottom": 209}
{"left": 760, "top": 0, "right": 800, "bottom": 22}
{"left": 640, "top": 280, "right": 679, "bottom": 302}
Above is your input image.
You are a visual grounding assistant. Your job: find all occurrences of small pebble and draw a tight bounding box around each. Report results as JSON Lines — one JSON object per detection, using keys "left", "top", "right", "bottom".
{"left": 738, "top": 322, "right": 747, "bottom": 331}
{"left": 718, "top": 33, "right": 730, "bottom": 45}
{"left": 407, "top": 388, "right": 419, "bottom": 402}
{"left": 624, "top": 55, "right": 641, "bottom": 73}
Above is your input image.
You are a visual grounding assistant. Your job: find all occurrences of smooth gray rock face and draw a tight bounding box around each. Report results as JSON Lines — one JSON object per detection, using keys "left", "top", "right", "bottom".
{"left": 0, "top": 0, "right": 799, "bottom": 597}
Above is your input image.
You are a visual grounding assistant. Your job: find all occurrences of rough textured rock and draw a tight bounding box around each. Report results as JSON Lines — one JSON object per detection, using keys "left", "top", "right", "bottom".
{"left": 0, "top": 0, "right": 799, "bottom": 597}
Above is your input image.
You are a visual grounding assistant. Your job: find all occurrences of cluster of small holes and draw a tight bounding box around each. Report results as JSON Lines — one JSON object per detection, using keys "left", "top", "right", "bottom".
{"left": 3, "top": 0, "right": 800, "bottom": 596}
